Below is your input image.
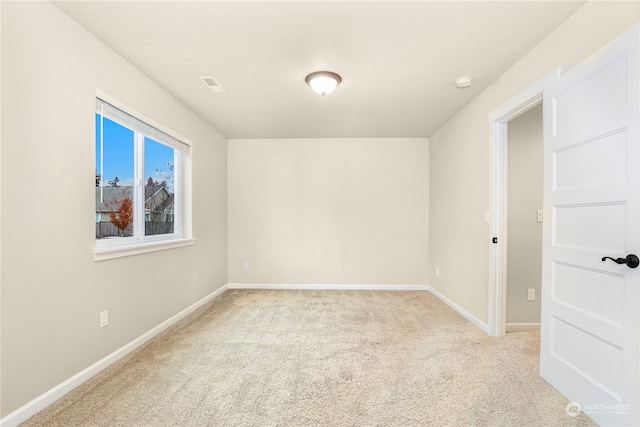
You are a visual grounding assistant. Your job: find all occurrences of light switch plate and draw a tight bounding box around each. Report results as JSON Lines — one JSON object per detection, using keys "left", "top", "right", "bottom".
{"left": 527, "top": 289, "right": 535, "bottom": 301}
{"left": 100, "top": 310, "right": 108, "bottom": 328}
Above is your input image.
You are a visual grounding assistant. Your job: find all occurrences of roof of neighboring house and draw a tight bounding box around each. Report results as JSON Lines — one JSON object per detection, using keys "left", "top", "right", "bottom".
{"left": 144, "top": 185, "right": 167, "bottom": 201}
{"left": 96, "top": 186, "right": 132, "bottom": 212}
{"left": 96, "top": 185, "right": 174, "bottom": 212}
{"left": 144, "top": 185, "right": 174, "bottom": 213}
{"left": 150, "top": 194, "right": 174, "bottom": 213}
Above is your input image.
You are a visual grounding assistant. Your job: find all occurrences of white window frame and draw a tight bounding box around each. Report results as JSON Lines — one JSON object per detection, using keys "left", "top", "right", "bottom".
{"left": 94, "top": 90, "right": 195, "bottom": 261}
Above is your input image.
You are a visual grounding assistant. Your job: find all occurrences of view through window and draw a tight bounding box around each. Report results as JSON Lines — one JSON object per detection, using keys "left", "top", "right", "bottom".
{"left": 95, "top": 97, "right": 185, "bottom": 247}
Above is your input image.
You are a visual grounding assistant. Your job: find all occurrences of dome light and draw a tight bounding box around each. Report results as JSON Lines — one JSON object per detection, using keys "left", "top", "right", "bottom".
{"left": 305, "top": 71, "right": 342, "bottom": 96}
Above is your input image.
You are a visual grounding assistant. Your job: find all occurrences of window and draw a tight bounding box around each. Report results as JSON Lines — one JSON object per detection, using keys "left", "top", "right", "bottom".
{"left": 95, "top": 93, "right": 192, "bottom": 257}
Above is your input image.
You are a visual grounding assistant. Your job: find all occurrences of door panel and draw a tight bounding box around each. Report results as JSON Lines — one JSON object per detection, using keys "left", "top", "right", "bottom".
{"left": 540, "top": 24, "right": 639, "bottom": 426}
{"left": 550, "top": 316, "right": 624, "bottom": 397}
{"left": 552, "top": 262, "right": 625, "bottom": 325}
{"left": 553, "top": 55, "right": 628, "bottom": 135}
{"left": 553, "top": 203, "right": 626, "bottom": 251}
{"left": 554, "top": 129, "right": 627, "bottom": 190}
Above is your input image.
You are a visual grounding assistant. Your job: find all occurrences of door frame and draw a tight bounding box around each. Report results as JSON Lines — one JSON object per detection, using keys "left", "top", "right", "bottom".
{"left": 487, "top": 68, "right": 560, "bottom": 337}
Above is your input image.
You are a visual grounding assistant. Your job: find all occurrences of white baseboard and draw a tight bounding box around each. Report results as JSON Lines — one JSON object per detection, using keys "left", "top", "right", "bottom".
{"left": 227, "top": 283, "right": 429, "bottom": 291}
{"left": 506, "top": 322, "right": 540, "bottom": 332}
{"left": 426, "top": 286, "right": 490, "bottom": 334}
{"left": 0, "top": 285, "right": 229, "bottom": 427}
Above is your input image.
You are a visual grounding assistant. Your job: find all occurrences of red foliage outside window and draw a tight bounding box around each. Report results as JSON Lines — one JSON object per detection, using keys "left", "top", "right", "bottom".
{"left": 108, "top": 197, "right": 133, "bottom": 237}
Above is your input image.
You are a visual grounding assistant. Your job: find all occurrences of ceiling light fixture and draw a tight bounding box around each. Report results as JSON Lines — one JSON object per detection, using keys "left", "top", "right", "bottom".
{"left": 305, "top": 71, "right": 342, "bottom": 96}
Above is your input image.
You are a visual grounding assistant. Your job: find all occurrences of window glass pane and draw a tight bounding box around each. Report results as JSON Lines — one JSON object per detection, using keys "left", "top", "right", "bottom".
{"left": 95, "top": 114, "right": 135, "bottom": 239}
{"left": 144, "top": 137, "right": 175, "bottom": 236}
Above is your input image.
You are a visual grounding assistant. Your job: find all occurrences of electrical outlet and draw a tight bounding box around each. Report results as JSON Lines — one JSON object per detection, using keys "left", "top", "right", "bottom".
{"left": 484, "top": 211, "right": 490, "bottom": 224}
{"left": 436, "top": 267, "right": 440, "bottom": 277}
{"left": 527, "top": 289, "right": 535, "bottom": 301}
{"left": 100, "top": 310, "right": 108, "bottom": 328}
{"left": 537, "top": 210, "right": 543, "bottom": 223}
{"left": 243, "top": 262, "right": 250, "bottom": 271}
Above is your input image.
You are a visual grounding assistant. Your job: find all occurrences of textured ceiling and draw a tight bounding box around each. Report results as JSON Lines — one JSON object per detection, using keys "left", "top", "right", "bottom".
{"left": 54, "top": 1, "right": 585, "bottom": 139}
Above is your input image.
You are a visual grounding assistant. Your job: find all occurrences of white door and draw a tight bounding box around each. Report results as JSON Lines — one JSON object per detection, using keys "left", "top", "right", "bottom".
{"left": 540, "top": 24, "right": 639, "bottom": 426}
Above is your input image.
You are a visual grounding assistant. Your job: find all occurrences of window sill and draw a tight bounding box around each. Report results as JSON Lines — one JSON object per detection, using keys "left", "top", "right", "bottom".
{"left": 93, "top": 238, "right": 196, "bottom": 261}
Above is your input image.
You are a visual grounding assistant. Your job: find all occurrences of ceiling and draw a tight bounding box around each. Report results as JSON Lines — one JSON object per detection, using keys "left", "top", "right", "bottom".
{"left": 53, "top": 1, "right": 585, "bottom": 139}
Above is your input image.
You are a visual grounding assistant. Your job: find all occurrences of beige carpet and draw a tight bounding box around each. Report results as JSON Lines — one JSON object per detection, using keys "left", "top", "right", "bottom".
{"left": 22, "top": 289, "right": 597, "bottom": 426}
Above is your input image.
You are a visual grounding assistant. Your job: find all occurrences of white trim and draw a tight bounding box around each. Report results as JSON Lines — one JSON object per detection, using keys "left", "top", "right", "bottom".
{"left": 96, "top": 89, "right": 193, "bottom": 149}
{"left": 0, "top": 285, "right": 229, "bottom": 427}
{"left": 427, "top": 286, "right": 489, "bottom": 334}
{"left": 487, "top": 68, "right": 561, "bottom": 123}
{"left": 426, "top": 286, "right": 490, "bottom": 334}
{"left": 506, "top": 323, "right": 541, "bottom": 332}
{"left": 93, "top": 238, "right": 196, "bottom": 261}
{"left": 487, "top": 68, "right": 560, "bottom": 337}
{"left": 488, "top": 120, "right": 509, "bottom": 337}
{"left": 227, "top": 283, "right": 429, "bottom": 291}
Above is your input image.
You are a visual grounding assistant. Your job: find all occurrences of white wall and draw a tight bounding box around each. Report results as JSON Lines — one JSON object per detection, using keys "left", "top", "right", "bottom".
{"left": 0, "top": 2, "right": 227, "bottom": 417}
{"left": 228, "top": 138, "right": 429, "bottom": 285}
{"left": 429, "top": 1, "right": 640, "bottom": 324}
{"left": 506, "top": 105, "right": 542, "bottom": 324}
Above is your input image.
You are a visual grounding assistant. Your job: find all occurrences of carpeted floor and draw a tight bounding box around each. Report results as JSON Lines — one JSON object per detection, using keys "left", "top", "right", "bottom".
{"left": 21, "top": 289, "right": 597, "bottom": 426}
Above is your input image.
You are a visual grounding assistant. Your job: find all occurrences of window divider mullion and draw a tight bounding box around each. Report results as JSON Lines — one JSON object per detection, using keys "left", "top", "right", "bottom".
{"left": 135, "top": 133, "right": 145, "bottom": 240}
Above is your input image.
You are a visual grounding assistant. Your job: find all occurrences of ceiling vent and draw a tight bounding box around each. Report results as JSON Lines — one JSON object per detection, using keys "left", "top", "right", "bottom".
{"left": 199, "top": 76, "right": 227, "bottom": 94}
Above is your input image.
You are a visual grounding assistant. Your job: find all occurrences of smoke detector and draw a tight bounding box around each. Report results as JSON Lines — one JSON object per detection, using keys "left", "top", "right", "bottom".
{"left": 456, "top": 77, "right": 472, "bottom": 89}
{"left": 199, "top": 76, "right": 227, "bottom": 94}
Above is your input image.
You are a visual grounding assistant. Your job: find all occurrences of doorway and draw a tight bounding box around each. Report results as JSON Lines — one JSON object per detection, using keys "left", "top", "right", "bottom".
{"left": 505, "top": 105, "right": 542, "bottom": 332}
{"left": 487, "top": 68, "right": 559, "bottom": 337}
